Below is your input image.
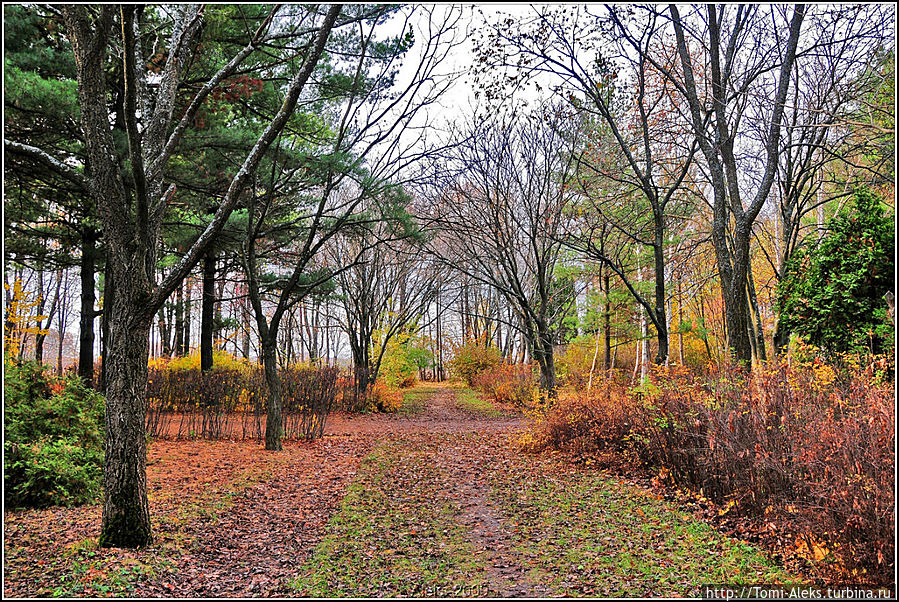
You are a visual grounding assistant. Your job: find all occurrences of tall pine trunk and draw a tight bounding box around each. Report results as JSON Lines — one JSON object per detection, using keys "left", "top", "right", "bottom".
{"left": 98, "top": 260, "right": 153, "bottom": 547}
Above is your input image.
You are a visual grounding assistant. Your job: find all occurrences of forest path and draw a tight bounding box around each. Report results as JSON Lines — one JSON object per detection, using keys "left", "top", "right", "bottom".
{"left": 4, "top": 384, "right": 795, "bottom": 598}
{"left": 287, "top": 385, "right": 539, "bottom": 597}
{"left": 136, "top": 383, "right": 527, "bottom": 597}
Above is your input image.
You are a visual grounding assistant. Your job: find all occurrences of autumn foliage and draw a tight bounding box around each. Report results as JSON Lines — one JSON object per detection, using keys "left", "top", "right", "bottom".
{"left": 522, "top": 357, "right": 895, "bottom": 582}
{"left": 472, "top": 362, "right": 537, "bottom": 407}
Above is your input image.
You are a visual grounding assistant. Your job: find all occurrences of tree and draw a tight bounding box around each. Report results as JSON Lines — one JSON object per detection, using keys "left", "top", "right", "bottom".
{"left": 661, "top": 4, "right": 806, "bottom": 364}
{"left": 242, "top": 4, "right": 463, "bottom": 450}
{"left": 431, "top": 108, "right": 579, "bottom": 396}
{"left": 473, "top": 5, "right": 700, "bottom": 365}
{"left": 777, "top": 188, "right": 894, "bottom": 356}
{"left": 4, "top": 4, "right": 103, "bottom": 384}
{"left": 749, "top": 7, "right": 895, "bottom": 353}
{"left": 333, "top": 218, "right": 438, "bottom": 402}
{"left": 6, "top": 4, "right": 342, "bottom": 548}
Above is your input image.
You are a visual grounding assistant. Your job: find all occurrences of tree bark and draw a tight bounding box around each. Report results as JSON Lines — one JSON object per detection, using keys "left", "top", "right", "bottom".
{"left": 183, "top": 278, "right": 192, "bottom": 356}
{"left": 174, "top": 282, "right": 184, "bottom": 356}
{"left": 201, "top": 250, "right": 215, "bottom": 371}
{"left": 99, "top": 257, "right": 113, "bottom": 394}
{"left": 98, "top": 280, "right": 153, "bottom": 548}
{"left": 603, "top": 272, "right": 612, "bottom": 371}
{"left": 652, "top": 230, "right": 669, "bottom": 364}
{"left": 261, "top": 337, "right": 282, "bottom": 451}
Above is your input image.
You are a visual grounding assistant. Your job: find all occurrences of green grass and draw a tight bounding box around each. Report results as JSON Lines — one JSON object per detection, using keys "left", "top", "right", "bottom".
{"left": 397, "top": 384, "right": 439, "bottom": 416}
{"left": 454, "top": 388, "right": 506, "bottom": 417}
{"left": 288, "top": 438, "right": 490, "bottom": 597}
{"left": 488, "top": 465, "right": 802, "bottom": 597}
{"left": 48, "top": 552, "right": 173, "bottom": 597}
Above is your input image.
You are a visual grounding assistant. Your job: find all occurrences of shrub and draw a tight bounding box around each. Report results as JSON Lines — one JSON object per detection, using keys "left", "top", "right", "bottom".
{"left": 448, "top": 340, "right": 501, "bottom": 385}
{"left": 378, "top": 339, "right": 418, "bottom": 389}
{"left": 473, "top": 362, "right": 537, "bottom": 407}
{"left": 4, "top": 361, "right": 105, "bottom": 508}
{"left": 145, "top": 353, "right": 339, "bottom": 440}
{"left": 377, "top": 331, "right": 434, "bottom": 389}
{"left": 523, "top": 359, "right": 895, "bottom": 582}
{"left": 365, "top": 380, "right": 403, "bottom": 413}
{"left": 777, "top": 187, "right": 894, "bottom": 356}
{"left": 556, "top": 338, "right": 600, "bottom": 389}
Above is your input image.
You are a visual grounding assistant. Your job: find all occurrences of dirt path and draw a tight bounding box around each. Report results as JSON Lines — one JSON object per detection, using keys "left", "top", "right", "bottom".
{"left": 324, "top": 384, "right": 520, "bottom": 436}
{"left": 132, "top": 384, "right": 525, "bottom": 597}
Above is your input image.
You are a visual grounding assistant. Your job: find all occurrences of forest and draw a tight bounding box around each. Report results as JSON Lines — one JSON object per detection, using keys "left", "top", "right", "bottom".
{"left": 3, "top": 3, "right": 895, "bottom": 598}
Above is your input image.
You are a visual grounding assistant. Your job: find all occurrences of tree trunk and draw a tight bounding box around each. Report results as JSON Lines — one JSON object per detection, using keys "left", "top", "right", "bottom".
{"left": 201, "top": 250, "right": 215, "bottom": 371}
{"left": 98, "top": 267, "right": 153, "bottom": 548}
{"left": 99, "top": 258, "right": 113, "bottom": 394}
{"left": 174, "top": 282, "right": 184, "bottom": 356}
{"left": 603, "top": 272, "right": 612, "bottom": 371}
{"left": 260, "top": 336, "right": 282, "bottom": 451}
{"left": 726, "top": 222, "right": 754, "bottom": 364}
{"left": 57, "top": 280, "right": 68, "bottom": 376}
{"left": 183, "top": 278, "right": 192, "bottom": 356}
{"left": 533, "top": 320, "right": 556, "bottom": 397}
{"left": 747, "top": 268, "right": 767, "bottom": 361}
{"left": 34, "top": 270, "right": 48, "bottom": 363}
{"left": 652, "top": 232, "right": 669, "bottom": 364}
{"left": 640, "top": 303, "right": 649, "bottom": 382}
{"left": 241, "top": 293, "right": 251, "bottom": 360}
{"left": 157, "top": 308, "right": 172, "bottom": 357}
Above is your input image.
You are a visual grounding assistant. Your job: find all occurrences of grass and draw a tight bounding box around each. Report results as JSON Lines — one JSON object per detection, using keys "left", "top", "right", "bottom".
{"left": 454, "top": 387, "right": 506, "bottom": 417}
{"left": 289, "top": 426, "right": 796, "bottom": 597}
{"left": 49, "top": 555, "right": 172, "bottom": 598}
{"left": 487, "top": 461, "right": 802, "bottom": 597}
{"left": 288, "top": 437, "right": 490, "bottom": 597}
{"left": 397, "top": 383, "right": 440, "bottom": 416}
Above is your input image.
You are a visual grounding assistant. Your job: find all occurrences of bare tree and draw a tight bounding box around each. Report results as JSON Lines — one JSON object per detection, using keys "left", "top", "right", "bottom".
{"left": 333, "top": 222, "right": 439, "bottom": 403}
{"left": 430, "top": 107, "right": 579, "bottom": 396}
{"left": 474, "top": 5, "right": 700, "bottom": 365}
{"left": 609, "top": 4, "right": 807, "bottom": 363}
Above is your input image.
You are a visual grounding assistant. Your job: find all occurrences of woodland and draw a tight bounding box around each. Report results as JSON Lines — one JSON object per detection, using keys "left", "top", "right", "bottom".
{"left": 2, "top": 3, "right": 896, "bottom": 598}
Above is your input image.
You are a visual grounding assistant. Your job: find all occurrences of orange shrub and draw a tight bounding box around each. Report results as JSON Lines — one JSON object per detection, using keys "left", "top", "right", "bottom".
{"left": 523, "top": 359, "right": 895, "bottom": 582}
{"left": 473, "top": 362, "right": 536, "bottom": 407}
{"left": 365, "top": 380, "right": 403, "bottom": 413}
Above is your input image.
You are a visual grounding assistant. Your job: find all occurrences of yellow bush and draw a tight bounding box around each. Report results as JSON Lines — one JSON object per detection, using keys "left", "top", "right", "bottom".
{"left": 366, "top": 380, "right": 403, "bottom": 413}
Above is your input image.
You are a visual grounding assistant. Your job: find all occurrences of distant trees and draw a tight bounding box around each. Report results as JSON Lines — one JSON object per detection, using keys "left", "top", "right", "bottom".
{"left": 474, "top": 6, "right": 702, "bottom": 367}
{"left": 333, "top": 218, "right": 438, "bottom": 403}
{"left": 4, "top": 4, "right": 103, "bottom": 384}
